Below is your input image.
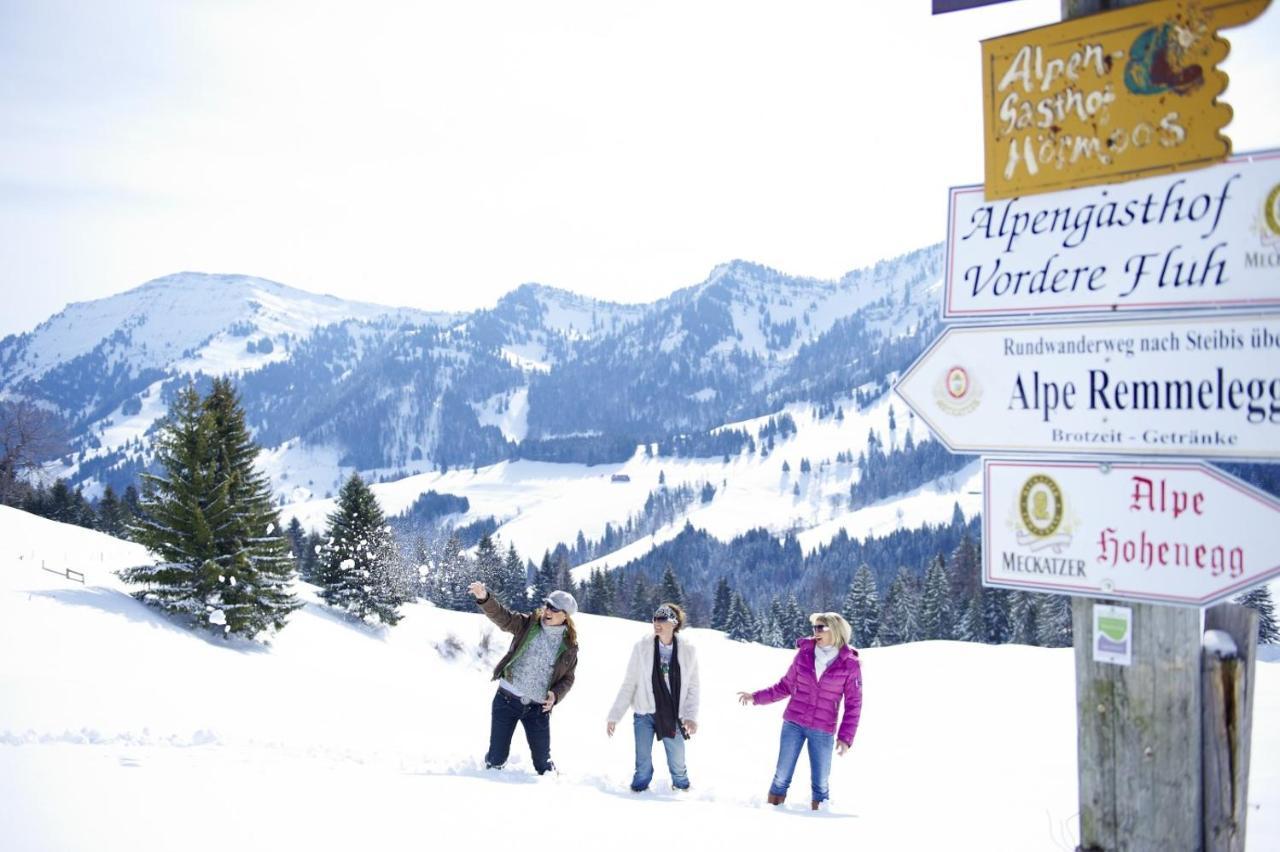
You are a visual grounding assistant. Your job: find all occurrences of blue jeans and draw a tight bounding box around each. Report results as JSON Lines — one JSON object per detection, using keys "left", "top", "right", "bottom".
{"left": 769, "top": 720, "right": 834, "bottom": 802}
{"left": 485, "top": 689, "right": 553, "bottom": 774}
{"left": 630, "top": 713, "right": 689, "bottom": 791}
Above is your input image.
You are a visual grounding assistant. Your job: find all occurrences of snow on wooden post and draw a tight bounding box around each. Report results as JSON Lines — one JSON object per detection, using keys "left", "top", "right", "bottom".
{"left": 1202, "top": 603, "right": 1259, "bottom": 852}
{"left": 1072, "top": 597, "right": 1202, "bottom": 850}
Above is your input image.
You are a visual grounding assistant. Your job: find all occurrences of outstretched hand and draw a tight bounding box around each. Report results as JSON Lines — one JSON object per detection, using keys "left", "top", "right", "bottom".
{"left": 737, "top": 691, "right": 755, "bottom": 706}
{"left": 467, "top": 581, "right": 487, "bottom": 600}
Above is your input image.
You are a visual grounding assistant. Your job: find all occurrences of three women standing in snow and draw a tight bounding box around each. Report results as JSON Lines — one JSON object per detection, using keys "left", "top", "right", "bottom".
{"left": 739, "top": 612, "right": 862, "bottom": 810}
{"left": 607, "top": 603, "right": 701, "bottom": 792}
{"left": 469, "top": 581, "right": 579, "bottom": 776}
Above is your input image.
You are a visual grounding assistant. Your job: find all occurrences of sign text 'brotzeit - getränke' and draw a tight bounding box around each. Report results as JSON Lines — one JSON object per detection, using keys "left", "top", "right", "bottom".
{"left": 982, "top": 458, "right": 1280, "bottom": 605}
{"left": 946, "top": 149, "right": 1280, "bottom": 319}
{"left": 893, "top": 313, "right": 1280, "bottom": 459}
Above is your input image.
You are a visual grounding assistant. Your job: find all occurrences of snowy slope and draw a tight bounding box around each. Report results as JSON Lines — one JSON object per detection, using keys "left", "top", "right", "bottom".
{"left": 282, "top": 390, "right": 972, "bottom": 576}
{"left": 1, "top": 507, "right": 1277, "bottom": 851}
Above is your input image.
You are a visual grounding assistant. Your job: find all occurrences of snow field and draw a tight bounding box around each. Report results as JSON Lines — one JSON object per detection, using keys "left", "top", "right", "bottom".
{"left": 1, "top": 506, "right": 1277, "bottom": 851}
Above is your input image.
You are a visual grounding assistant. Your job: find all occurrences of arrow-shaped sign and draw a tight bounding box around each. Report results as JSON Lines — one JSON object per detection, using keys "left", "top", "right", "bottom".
{"left": 894, "top": 313, "right": 1280, "bottom": 460}
{"left": 982, "top": 458, "right": 1280, "bottom": 606}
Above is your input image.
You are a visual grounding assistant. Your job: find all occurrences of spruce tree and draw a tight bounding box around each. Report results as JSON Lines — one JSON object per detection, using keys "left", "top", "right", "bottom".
{"left": 1235, "top": 585, "right": 1279, "bottom": 644}
{"left": 726, "top": 592, "right": 758, "bottom": 642}
{"left": 499, "top": 543, "right": 528, "bottom": 607}
{"left": 474, "top": 535, "right": 503, "bottom": 595}
{"left": 286, "top": 517, "right": 307, "bottom": 575}
{"left": 711, "top": 576, "right": 732, "bottom": 631}
{"left": 97, "top": 485, "right": 125, "bottom": 537}
{"left": 123, "top": 382, "right": 299, "bottom": 639}
{"left": 659, "top": 565, "right": 684, "bottom": 607}
{"left": 318, "top": 473, "right": 404, "bottom": 625}
{"left": 782, "top": 593, "right": 808, "bottom": 645}
{"left": 957, "top": 590, "right": 986, "bottom": 643}
{"left": 202, "top": 378, "right": 299, "bottom": 636}
{"left": 1009, "top": 592, "right": 1039, "bottom": 645}
{"left": 532, "top": 552, "right": 556, "bottom": 607}
{"left": 1035, "top": 593, "right": 1073, "bottom": 647}
{"left": 122, "top": 386, "right": 223, "bottom": 625}
{"left": 919, "top": 555, "right": 955, "bottom": 641}
{"left": 843, "top": 563, "right": 880, "bottom": 647}
{"left": 983, "top": 586, "right": 1012, "bottom": 644}
{"left": 877, "top": 568, "right": 920, "bottom": 646}
{"left": 629, "top": 575, "right": 656, "bottom": 621}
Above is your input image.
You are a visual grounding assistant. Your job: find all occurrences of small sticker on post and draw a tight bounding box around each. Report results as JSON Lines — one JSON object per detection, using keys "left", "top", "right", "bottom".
{"left": 1093, "top": 604, "right": 1133, "bottom": 666}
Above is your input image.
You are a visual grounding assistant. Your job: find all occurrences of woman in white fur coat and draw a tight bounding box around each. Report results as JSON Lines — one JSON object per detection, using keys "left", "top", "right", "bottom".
{"left": 606, "top": 602, "right": 701, "bottom": 792}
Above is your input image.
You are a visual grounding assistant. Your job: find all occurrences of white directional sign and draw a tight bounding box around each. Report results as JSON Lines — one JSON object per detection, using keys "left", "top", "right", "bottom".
{"left": 944, "top": 149, "right": 1280, "bottom": 320}
{"left": 982, "top": 458, "right": 1280, "bottom": 606}
{"left": 894, "top": 313, "right": 1280, "bottom": 460}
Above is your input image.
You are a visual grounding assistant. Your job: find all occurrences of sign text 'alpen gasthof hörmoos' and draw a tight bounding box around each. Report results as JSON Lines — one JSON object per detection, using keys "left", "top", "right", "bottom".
{"left": 981, "top": 0, "right": 1271, "bottom": 200}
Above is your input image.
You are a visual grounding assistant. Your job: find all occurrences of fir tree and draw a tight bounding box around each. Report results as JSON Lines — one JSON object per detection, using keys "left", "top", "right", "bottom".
{"left": 1235, "top": 585, "right": 1279, "bottom": 644}
{"left": 285, "top": 517, "right": 307, "bottom": 575}
{"left": 918, "top": 555, "right": 955, "bottom": 641}
{"left": 499, "top": 543, "right": 528, "bottom": 608}
{"left": 877, "top": 568, "right": 920, "bottom": 647}
{"left": 123, "top": 381, "right": 299, "bottom": 639}
{"left": 97, "top": 485, "right": 125, "bottom": 537}
{"left": 711, "top": 576, "right": 733, "bottom": 631}
{"left": 629, "top": 575, "right": 656, "bottom": 621}
{"left": 782, "top": 593, "right": 808, "bottom": 645}
{"left": 531, "top": 552, "right": 556, "bottom": 607}
{"left": 982, "top": 586, "right": 1012, "bottom": 644}
{"left": 1009, "top": 592, "right": 1039, "bottom": 645}
{"left": 122, "top": 386, "right": 223, "bottom": 626}
{"left": 957, "top": 590, "right": 986, "bottom": 643}
{"left": 658, "top": 564, "right": 684, "bottom": 607}
{"left": 1035, "top": 594, "right": 1073, "bottom": 647}
{"left": 318, "top": 473, "right": 405, "bottom": 625}
{"left": 843, "top": 563, "right": 879, "bottom": 647}
{"left": 474, "top": 535, "right": 503, "bottom": 595}
{"left": 201, "top": 378, "right": 299, "bottom": 636}
{"left": 726, "top": 592, "right": 758, "bottom": 643}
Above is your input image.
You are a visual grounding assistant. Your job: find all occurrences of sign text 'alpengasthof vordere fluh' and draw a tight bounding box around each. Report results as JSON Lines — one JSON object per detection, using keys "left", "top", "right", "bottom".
{"left": 946, "top": 149, "right": 1280, "bottom": 319}
{"left": 982, "top": 458, "right": 1280, "bottom": 605}
{"left": 893, "top": 313, "right": 1280, "bottom": 460}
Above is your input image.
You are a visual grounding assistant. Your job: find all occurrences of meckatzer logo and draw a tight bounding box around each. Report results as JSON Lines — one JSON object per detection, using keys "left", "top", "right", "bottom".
{"left": 1014, "top": 474, "right": 1074, "bottom": 553}
{"left": 934, "top": 365, "right": 982, "bottom": 415}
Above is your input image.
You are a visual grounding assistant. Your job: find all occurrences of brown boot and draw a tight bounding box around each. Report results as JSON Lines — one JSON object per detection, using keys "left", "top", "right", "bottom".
{"left": 811, "top": 800, "right": 825, "bottom": 811}
{"left": 767, "top": 793, "right": 785, "bottom": 806}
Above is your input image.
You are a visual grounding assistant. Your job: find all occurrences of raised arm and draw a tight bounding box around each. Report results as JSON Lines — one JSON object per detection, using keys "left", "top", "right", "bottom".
{"left": 469, "top": 581, "right": 528, "bottom": 634}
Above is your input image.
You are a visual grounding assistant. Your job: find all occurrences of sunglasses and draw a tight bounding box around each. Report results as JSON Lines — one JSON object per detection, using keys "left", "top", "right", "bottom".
{"left": 812, "top": 624, "right": 829, "bottom": 633}
{"left": 543, "top": 602, "right": 562, "bottom": 614}
{"left": 652, "top": 616, "right": 675, "bottom": 623}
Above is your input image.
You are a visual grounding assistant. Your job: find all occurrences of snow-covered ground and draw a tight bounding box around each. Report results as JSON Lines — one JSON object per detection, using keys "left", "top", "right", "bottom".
{"left": 282, "top": 392, "right": 978, "bottom": 572}
{"left": 2, "top": 506, "right": 1276, "bottom": 851}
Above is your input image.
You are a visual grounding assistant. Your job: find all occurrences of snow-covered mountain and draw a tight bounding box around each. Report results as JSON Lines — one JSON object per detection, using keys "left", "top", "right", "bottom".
{"left": 5, "top": 505, "right": 1263, "bottom": 852}
{"left": 2, "top": 247, "right": 943, "bottom": 508}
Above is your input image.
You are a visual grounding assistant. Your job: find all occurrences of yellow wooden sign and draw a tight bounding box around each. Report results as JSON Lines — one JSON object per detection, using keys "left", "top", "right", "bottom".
{"left": 982, "top": 0, "right": 1271, "bottom": 200}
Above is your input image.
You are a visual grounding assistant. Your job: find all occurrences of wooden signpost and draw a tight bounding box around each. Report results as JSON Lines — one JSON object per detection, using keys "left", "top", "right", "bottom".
{"left": 894, "top": 1, "right": 1274, "bottom": 848}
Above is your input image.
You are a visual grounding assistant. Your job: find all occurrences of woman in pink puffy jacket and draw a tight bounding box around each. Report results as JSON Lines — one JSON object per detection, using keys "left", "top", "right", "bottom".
{"left": 738, "top": 611, "right": 862, "bottom": 810}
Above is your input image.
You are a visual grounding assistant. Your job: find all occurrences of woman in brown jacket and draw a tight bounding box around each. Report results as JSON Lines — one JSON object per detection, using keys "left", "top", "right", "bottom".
{"left": 468, "top": 581, "right": 579, "bottom": 775}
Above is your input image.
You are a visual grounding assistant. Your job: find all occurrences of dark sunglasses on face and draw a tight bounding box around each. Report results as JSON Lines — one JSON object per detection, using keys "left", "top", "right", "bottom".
{"left": 653, "top": 616, "right": 674, "bottom": 623}
{"left": 543, "top": 602, "right": 562, "bottom": 614}
{"left": 812, "top": 624, "right": 829, "bottom": 633}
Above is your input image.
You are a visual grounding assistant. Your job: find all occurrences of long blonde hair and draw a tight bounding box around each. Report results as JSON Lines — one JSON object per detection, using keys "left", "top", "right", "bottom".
{"left": 810, "top": 612, "right": 852, "bottom": 648}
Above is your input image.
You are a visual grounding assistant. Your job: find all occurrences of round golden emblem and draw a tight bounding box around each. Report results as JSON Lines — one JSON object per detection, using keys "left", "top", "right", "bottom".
{"left": 1019, "top": 474, "right": 1063, "bottom": 538}
{"left": 1266, "top": 183, "right": 1280, "bottom": 238}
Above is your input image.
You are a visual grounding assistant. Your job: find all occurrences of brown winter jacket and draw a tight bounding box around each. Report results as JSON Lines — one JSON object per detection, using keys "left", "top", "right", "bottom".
{"left": 477, "top": 593, "right": 579, "bottom": 706}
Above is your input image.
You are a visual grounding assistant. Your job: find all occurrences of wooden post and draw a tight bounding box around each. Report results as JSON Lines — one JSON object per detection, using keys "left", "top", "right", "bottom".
{"left": 1202, "top": 603, "right": 1259, "bottom": 852}
{"left": 1072, "top": 597, "right": 1203, "bottom": 851}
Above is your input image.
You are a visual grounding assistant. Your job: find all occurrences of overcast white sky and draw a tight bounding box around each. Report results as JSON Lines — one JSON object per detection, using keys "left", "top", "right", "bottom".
{"left": 2, "top": 0, "right": 1277, "bottom": 336}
